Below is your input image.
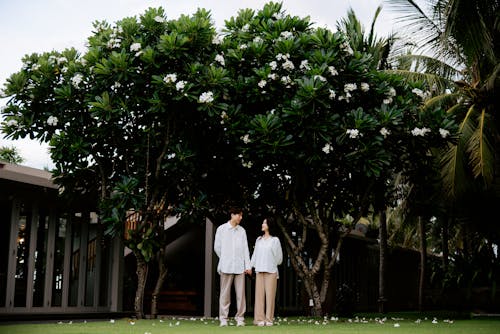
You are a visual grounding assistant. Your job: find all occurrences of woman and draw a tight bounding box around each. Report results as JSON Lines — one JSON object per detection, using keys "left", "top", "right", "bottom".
{"left": 250, "top": 217, "right": 283, "bottom": 326}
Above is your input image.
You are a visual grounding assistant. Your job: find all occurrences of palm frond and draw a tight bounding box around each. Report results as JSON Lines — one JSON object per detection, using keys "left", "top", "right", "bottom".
{"left": 384, "top": 69, "right": 450, "bottom": 93}
{"left": 466, "top": 106, "right": 495, "bottom": 186}
{"left": 423, "top": 92, "right": 460, "bottom": 110}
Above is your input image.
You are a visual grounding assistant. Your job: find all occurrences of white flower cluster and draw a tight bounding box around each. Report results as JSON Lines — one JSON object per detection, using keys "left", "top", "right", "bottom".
{"left": 253, "top": 36, "right": 263, "bottom": 43}
{"left": 154, "top": 16, "right": 165, "bottom": 23}
{"left": 360, "top": 82, "right": 370, "bottom": 92}
{"left": 383, "top": 87, "right": 396, "bottom": 104}
{"left": 300, "top": 60, "right": 310, "bottom": 71}
{"left": 322, "top": 143, "right": 333, "bottom": 154}
{"left": 130, "top": 42, "right": 143, "bottom": 57}
{"left": 412, "top": 88, "right": 430, "bottom": 100}
{"left": 340, "top": 42, "right": 354, "bottom": 55}
{"left": 47, "top": 116, "right": 58, "bottom": 126}
{"left": 215, "top": 54, "right": 225, "bottom": 66}
{"left": 175, "top": 81, "right": 186, "bottom": 92}
{"left": 71, "top": 73, "right": 84, "bottom": 88}
{"left": 242, "top": 160, "right": 253, "bottom": 168}
{"left": 107, "top": 28, "right": 122, "bottom": 49}
{"left": 329, "top": 89, "right": 336, "bottom": 100}
{"left": 279, "top": 31, "right": 294, "bottom": 40}
{"left": 346, "top": 129, "right": 362, "bottom": 138}
{"left": 220, "top": 111, "right": 229, "bottom": 124}
{"left": 439, "top": 128, "right": 450, "bottom": 138}
{"left": 199, "top": 91, "right": 214, "bottom": 104}
{"left": 6, "top": 119, "right": 18, "bottom": 127}
{"left": 240, "top": 134, "right": 251, "bottom": 144}
{"left": 212, "top": 34, "right": 224, "bottom": 45}
{"left": 328, "top": 66, "right": 338, "bottom": 76}
{"left": 167, "top": 153, "right": 176, "bottom": 159}
{"left": 163, "top": 73, "right": 177, "bottom": 84}
{"left": 411, "top": 127, "right": 431, "bottom": 136}
{"left": 380, "top": 127, "right": 390, "bottom": 138}
{"left": 314, "top": 75, "right": 327, "bottom": 82}
{"left": 241, "top": 24, "right": 250, "bottom": 32}
{"left": 258, "top": 80, "right": 267, "bottom": 88}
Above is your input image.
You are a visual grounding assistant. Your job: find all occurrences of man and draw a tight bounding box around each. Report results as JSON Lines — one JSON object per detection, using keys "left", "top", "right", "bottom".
{"left": 214, "top": 207, "right": 252, "bottom": 327}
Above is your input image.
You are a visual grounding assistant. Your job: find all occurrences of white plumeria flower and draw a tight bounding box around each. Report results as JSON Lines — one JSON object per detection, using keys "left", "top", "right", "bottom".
{"left": 344, "top": 83, "right": 357, "bottom": 92}
{"left": 253, "top": 36, "right": 263, "bottom": 43}
{"left": 164, "top": 73, "right": 177, "bottom": 84}
{"left": 322, "top": 143, "right": 333, "bottom": 154}
{"left": 387, "top": 87, "right": 396, "bottom": 97}
{"left": 241, "top": 24, "right": 250, "bottom": 32}
{"left": 268, "top": 73, "right": 278, "bottom": 80}
{"left": 328, "top": 66, "right": 339, "bottom": 76}
{"left": 300, "top": 60, "right": 310, "bottom": 71}
{"left": 281, "top": 76, "right": 292, "bottom": 85}
{"left": 6, "top": 119, "right": 18, "bottom": 127}
{"left": 199, "top": 91, "right": 214, "bottom": 103}
{"left": 154, "top": 16, "right": 165, "bottom": 23}
{"left": 212, "top": 34, "right": 223, "bottom": 45}
{"left": 411, "top": 127, "right": 431, "bottom": 136}
{"left": 167, "top": 153, "right": 176, "bottom": 159}
{"left": 439, "top": 128, "right": 450, "bottom": 138}
{"left": 71, "top": 73, "right": 84, "bottom": 88}
{"left": 242, "top": 160, "right": 253, "bottom": 168}
{"left": 383, "top": 97, "right": 393, "bottom": 104}
{"left": 130, "top": 42, "right": 141, "bottom": 52}
{"left": 241, "top": 134, "right": 251, "bottom": 144}
{"left": 314, "top": 75, "right": 327, "bottom": 82}
{"left": 263, "top": 165, "right": 271, "bottom": 172}
{"left": 258, "top": 80, "right": 267, "bottom": 88}
{"left": 380, "top": 127, "right": 390, "bottom": 138}
{"left": 175, "top": 80, "right": 186, "bottom": 91}
{"left": 280, "top": 31, "right": 293, "bottom": 39}
{"left": 215, "top": 54, "right": 225, "bottom": 66}
{"left": 269, "top": 61, "right": 278, "bottom": 70}
{"left": 282, "top": 59, "right": 295, "bottom": 71}
{"left": 329, "top": 89, "right": 336, "bottom": 100}
{"left": 346, "top": 128, "right": 361, "bottom": 138}
{"left": 239, "top": 44, "right": 248, "bottom": 50}
{"left": 360, "top": 82, "right": 370, "bottom": 92}
{"left": 47, "top": 116, "right": 58, "bottom": 126}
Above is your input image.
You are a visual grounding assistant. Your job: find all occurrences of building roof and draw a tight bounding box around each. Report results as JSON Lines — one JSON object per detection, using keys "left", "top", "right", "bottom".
{"left": 0, "top": 160, "right": 57, "bottom": 189}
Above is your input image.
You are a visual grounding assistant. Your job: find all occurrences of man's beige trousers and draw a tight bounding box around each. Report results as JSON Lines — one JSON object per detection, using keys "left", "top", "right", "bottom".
{"left": 219, "top": 273, "right": 246, "bottom": 321}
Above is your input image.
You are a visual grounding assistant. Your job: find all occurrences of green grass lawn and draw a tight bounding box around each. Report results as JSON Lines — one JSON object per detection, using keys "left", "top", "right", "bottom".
{"left": 1, "top": 315, "right": 499, "bottom": 334}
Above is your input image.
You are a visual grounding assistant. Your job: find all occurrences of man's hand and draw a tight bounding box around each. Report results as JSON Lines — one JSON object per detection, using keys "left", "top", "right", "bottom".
{"left": 244, "top": 269, "right": 252, "bottom": 275}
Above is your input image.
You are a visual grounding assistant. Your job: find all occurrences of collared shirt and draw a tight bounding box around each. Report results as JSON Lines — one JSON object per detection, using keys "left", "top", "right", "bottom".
{"left": 214, "top": 221, "right": 251, "bottom": 274}
{"left": 250, "top": 236, "right": 283, "bottom": 275}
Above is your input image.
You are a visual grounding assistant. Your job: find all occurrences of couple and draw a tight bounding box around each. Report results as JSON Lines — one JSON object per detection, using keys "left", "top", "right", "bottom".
{"left": 213, "top": 207, "right": 283, "bottom": 327}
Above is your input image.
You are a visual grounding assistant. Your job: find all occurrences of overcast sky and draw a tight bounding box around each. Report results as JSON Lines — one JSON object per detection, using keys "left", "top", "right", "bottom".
{"left": 0, "top": 0, "right": 399, "bottom": 169}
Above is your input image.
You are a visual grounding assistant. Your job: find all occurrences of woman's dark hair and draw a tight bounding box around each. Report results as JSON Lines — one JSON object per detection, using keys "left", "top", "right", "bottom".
{"left": 264, "top": 217, "right": 279, "bottom": 236}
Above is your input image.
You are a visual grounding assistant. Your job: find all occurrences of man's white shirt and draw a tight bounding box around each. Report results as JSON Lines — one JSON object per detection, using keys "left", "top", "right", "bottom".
{"left": 214, "top": 221, "right": 251, "bottom": 274}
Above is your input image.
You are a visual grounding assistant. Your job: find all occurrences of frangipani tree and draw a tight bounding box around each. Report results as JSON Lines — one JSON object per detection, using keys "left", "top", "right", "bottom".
{"left": 200, "top": 2, "right": 457, "bottom": 315}
{"left": 1, "top": 7, "right": 235, "bottom": 318}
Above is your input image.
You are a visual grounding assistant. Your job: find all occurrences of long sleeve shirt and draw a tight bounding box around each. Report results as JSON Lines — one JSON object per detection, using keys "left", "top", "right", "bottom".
{"left": 250, "top": 236, "right": 283, "bottom": 275}
{"left": 214, "top": 221, "right": 251, "bottom": 274}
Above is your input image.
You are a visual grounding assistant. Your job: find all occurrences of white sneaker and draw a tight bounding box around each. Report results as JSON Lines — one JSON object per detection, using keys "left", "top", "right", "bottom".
{"left": 220, "top": 320, "right": 228, "bottom": 327}
{"left": 236, "top": 320, "right": 245, "bottom": 327}
{"left": 265, "top": 321, "right": 273, "bottom": 326}
{"left": 257, "top": 321, "right": 265, "bottom": 326}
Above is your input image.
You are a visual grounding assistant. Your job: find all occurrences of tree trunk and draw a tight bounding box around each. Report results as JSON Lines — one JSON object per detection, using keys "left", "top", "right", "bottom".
{"left": 134, "top": 252, "right": 149, "bottom": 319}
{"left": 378, "top": 208, "right": 388, "bottom": 313}
{"left": 442, "top": 215, "right": 449, "bottom": 273}
{"left": 418, "top": 216, "right": 427, "bottom": 312}
{"left": 277, "top": 215, "right": 339, "bottom": 317}
{"left": 151, "top": 248, "right": 168, "bottom": 318}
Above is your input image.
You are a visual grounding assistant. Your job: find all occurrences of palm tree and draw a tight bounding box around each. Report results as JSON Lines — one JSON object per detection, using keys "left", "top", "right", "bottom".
{"left": 385, "top": 0, "right": 500, "bottom": 310}
{"left": 385, "top": 0, "right": 500, "bottom": 198}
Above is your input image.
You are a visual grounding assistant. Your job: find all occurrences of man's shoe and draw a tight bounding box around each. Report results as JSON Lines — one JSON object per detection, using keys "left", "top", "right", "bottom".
{"left": 265, "top": 321, "right": 273, "bottom": 326}
{"left": 257, "top": 321, "right": 265, "bottom": 326}
{"left": 219, "top": 320, "right": 228, "bottom": 327}
{"left": 236, "top": 320, "right": 245, "bottom": 327}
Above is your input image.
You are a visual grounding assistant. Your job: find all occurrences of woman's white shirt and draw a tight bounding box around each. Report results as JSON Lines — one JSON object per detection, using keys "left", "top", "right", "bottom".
{"left": 251, "top": 236, "right": 283, "bottom": 275}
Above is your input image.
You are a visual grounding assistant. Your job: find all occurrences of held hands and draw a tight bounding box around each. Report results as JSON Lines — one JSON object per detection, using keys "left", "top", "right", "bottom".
{"left": 244, "top": 269, "right": 252, "bottom": 275}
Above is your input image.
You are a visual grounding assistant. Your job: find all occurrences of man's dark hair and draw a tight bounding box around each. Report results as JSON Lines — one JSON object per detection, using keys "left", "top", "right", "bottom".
{"left": 229, "top": 206, "right": 243, "bottom": 215}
